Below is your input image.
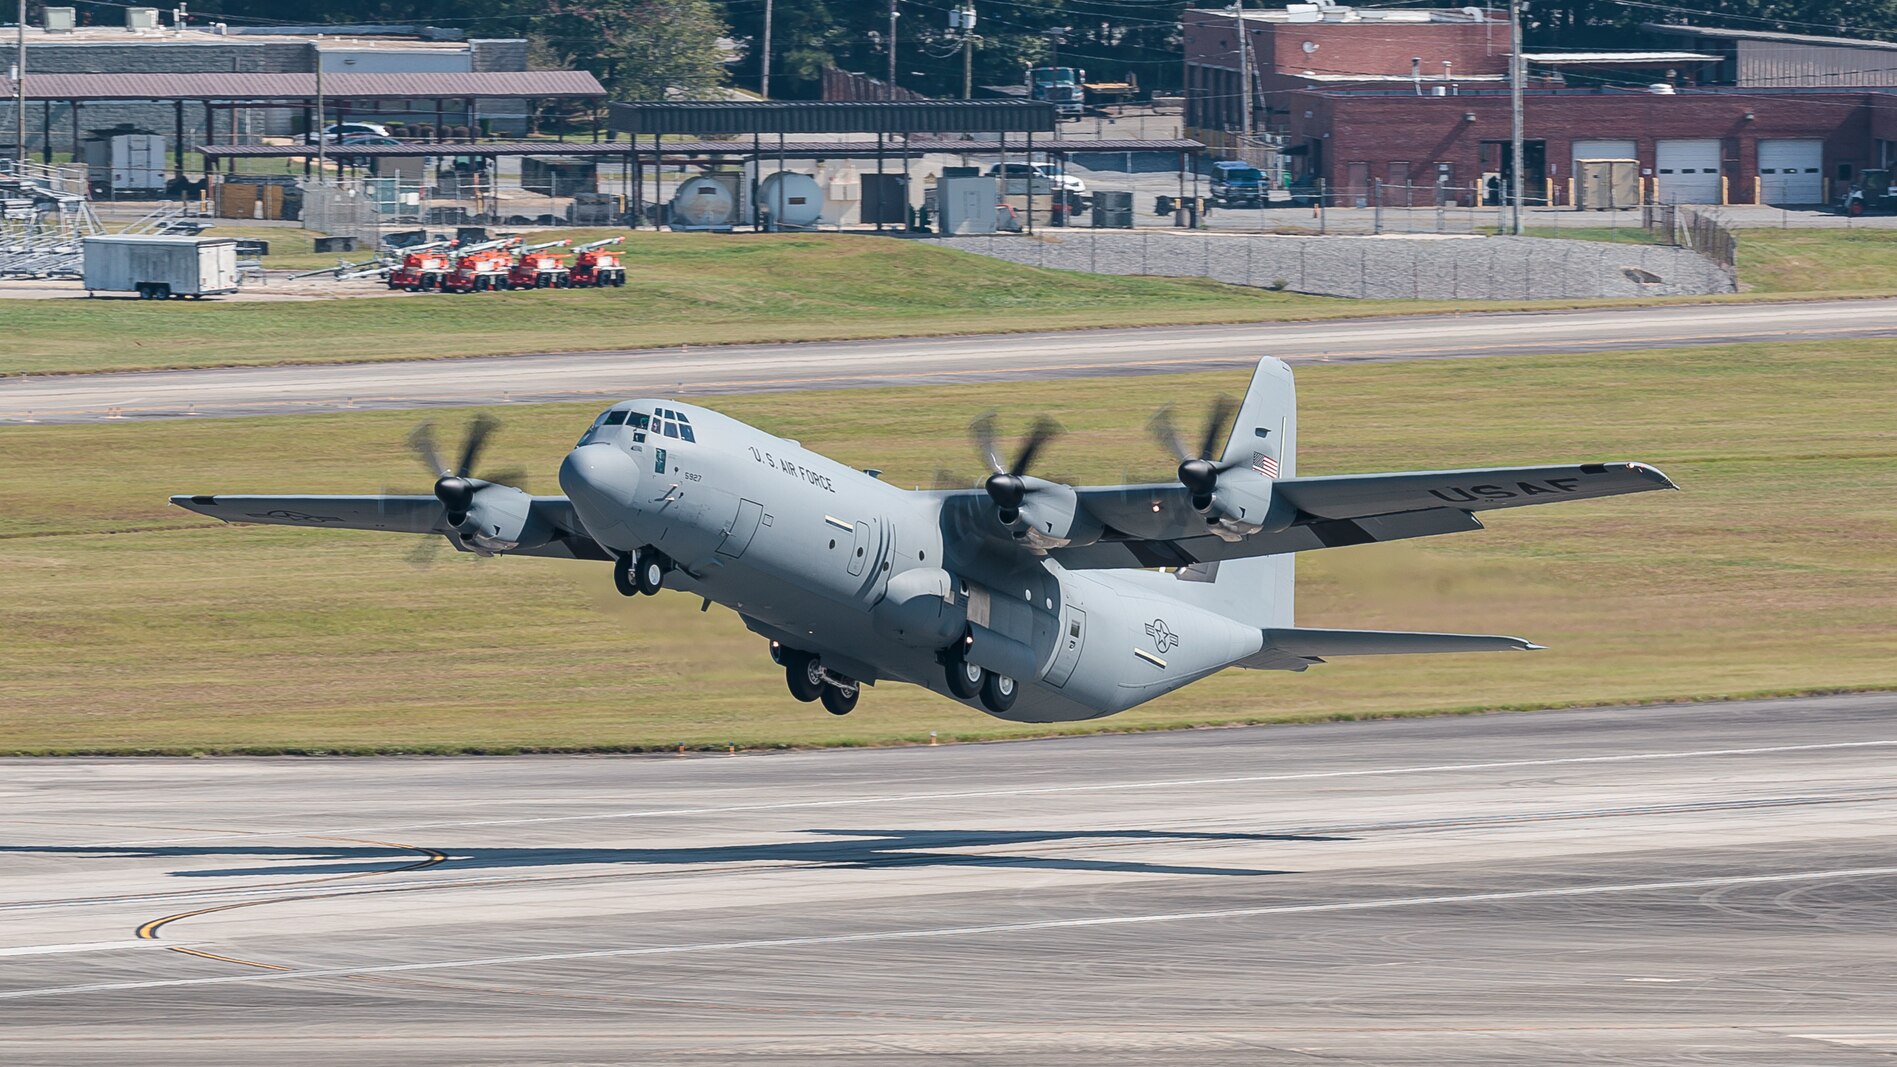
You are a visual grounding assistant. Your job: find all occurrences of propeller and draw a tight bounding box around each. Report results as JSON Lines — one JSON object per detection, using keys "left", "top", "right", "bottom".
{"left": 1148, "top": 394, "right": 1239, "bottom": 512}
{"left": 970, "top": 414, "right": 1062, "bottom": 526}
{"left": 408, "top": 414, "right": 501, "bottom": 528}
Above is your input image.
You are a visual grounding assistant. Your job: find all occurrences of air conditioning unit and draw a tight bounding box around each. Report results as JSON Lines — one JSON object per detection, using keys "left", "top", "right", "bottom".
{"left": 43, "top": 7, "right": 77, "bottom": 32}
{"left": 125, "top": 7, "right": 161, "bottom": 32}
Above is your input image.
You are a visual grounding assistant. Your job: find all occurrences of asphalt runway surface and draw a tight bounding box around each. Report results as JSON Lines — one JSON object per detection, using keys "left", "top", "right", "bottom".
{"left": 9, "top": 298, "right": 1897, "bottom": 424}
{"left": 3, "top": 692, "right": 1894, "bottom": 1065}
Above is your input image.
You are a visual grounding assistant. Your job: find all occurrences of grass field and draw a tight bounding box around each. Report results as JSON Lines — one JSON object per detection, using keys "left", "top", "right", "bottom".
{"left": 1, "top": 232, "right": 1349, "bottom": 376}
{"left": 1, "top": 341, "right": 1890, "bottom": 754}
{"left": 6, "top": 227, "right": 1896, "bottom": 377}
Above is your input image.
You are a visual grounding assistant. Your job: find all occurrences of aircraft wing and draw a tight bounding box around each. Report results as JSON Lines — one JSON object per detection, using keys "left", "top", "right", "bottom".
{"left": 1050, "top": 462, "right": 1673, "bottom": 570}
{"left": 168, "top": 494, "right": 611, "bottom": 560}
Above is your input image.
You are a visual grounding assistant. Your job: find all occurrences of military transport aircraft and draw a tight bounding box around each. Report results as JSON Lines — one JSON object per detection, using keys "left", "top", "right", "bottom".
{"left": 172, "top": 357, "right": 1674, "bottom": 723}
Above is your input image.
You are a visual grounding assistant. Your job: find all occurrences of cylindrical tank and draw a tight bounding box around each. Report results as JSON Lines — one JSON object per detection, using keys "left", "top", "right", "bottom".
{"left": 756, "top": 172, "right": 825, "bottom": 229}
{"left": 670, "top": 175, "right": 739, "bottom": 231}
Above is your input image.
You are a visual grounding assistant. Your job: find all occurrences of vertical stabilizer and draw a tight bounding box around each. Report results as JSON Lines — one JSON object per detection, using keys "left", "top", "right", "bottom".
{"left": 1182, "top": 357, "right": 1297, "bottom": 628}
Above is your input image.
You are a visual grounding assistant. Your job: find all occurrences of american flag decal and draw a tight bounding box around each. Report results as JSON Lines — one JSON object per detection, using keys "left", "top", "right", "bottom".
{"left": 1252, "top": 451, "right": 1280, "bottom": 478}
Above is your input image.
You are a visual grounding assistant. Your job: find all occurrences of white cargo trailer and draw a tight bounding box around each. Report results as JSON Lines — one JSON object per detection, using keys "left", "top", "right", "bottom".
{"left": 83, "top": 235, "right": 241, "bottom": 299}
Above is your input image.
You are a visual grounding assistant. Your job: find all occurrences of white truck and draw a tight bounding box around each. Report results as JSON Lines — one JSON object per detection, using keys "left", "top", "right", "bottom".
{"left": 83, "top": 235, "right": 241, "bottom": 299}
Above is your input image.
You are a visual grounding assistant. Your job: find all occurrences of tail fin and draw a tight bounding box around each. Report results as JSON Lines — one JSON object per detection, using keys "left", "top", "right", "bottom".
{"left": 1180, "top": 357, "right": 1297, "bottom": 628}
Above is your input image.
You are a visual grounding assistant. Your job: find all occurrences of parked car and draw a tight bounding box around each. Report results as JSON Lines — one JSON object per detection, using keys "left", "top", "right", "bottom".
{"left": 984, "top": 161, "right": 1088, "bottom": 198}
{"left": 1209, "top": 161, "right": 1267, "bottom": 207}
{"left": 307, "top": 122, "right": 393, "bottom": 144}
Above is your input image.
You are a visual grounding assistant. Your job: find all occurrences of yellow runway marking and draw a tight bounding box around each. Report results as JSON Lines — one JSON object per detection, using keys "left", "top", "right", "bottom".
{"left": 136, "top": 837, "right": 447, "bottom": 972}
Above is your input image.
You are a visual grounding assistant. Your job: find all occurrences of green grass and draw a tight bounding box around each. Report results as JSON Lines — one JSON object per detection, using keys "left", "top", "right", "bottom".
{"left": 2, "top": 231, "right": 1356, "bottom": 376}
{"left": 1, "top": 341, "right": 1890, "bottom": 754}
{"left": 1739, "top": 229, "right": 1897, "bottom": 294}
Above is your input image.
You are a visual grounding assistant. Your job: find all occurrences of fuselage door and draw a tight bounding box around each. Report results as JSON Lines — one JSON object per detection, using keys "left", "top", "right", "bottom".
{"left": 1044, "top": 607, "right": 1086, "bottom": 688}
{"left": 847, "top": 520, "right": 871, "bottom": 576}
{"left": 718, "top": 498, "right": 765, "bottom": 558}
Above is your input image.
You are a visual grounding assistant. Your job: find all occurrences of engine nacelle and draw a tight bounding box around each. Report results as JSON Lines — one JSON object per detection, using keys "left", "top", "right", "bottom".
{"left": 1011, "top": 478, "right": 1104, "bottom": 552}
{"left": 459, "top": 485, "right": 557, "bottom": 555}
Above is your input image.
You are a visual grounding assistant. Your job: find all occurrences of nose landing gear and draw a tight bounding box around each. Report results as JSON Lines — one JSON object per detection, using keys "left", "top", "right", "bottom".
{"left": 613, "top": 548, "right": 669, "bottom": 597}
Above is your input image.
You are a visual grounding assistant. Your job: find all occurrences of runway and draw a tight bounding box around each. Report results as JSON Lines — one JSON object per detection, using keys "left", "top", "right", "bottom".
{"left": 8, "top": 297, "right": 1897, "bottom": 423}
{"left": 2, "top": 693, "right": 1894, "bottom": 1065}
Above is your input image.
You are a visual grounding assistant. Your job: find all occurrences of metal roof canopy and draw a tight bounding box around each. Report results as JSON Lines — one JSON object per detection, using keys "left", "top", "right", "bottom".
{"left": 610, "top": 100, "right": 1059, "bottom": 137}
{"left": 197, "top": 137, "right": 1204, "bottom": 159}
{"left": 0, "top": 71, "right": 605, "bottom": 103}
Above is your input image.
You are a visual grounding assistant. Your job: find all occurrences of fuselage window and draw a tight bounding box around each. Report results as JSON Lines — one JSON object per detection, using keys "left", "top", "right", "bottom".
{"left": 604, "top": 410, "right": 628, "bottom": 426}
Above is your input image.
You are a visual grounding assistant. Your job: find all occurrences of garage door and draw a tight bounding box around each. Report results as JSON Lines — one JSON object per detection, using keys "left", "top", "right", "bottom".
{"left": 1759, "top": 138, "right": 1823, "bottom": 204}
{"left": 1656, "top": 139, "right": 1722, "bottom": 204}
{"left": 1571, "top": 139, "right": 1636, "bottom": 171}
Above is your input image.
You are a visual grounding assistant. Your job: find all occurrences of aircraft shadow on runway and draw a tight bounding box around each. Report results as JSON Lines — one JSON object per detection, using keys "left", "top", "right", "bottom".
{"left": 1, "top": 828, "right": 1348, "bottom": 880}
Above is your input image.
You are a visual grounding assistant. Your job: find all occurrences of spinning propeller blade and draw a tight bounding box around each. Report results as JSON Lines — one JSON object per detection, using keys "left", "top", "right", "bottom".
{"left": 969, "top": 415, "right": 1063, "bottom": 525}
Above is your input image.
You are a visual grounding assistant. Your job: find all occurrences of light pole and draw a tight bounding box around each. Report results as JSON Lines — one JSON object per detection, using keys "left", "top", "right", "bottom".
{"left": 1508, "top": 0, "right": 1524, "bottom": 234}
{"left": 1229, "top": 2, "right": 1251, "bottom": 138}
{"left": 15, "top": 0, "right": 26, "bottom": 166}
{"left": 760, "top": 0, "right": 772, "bottom": 98}
{"left": 887, "top": 0, "right": 898, "bottom": 88}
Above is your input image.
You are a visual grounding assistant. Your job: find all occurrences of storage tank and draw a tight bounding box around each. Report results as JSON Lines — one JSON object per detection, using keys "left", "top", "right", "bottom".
{"left": 756, "top": 172, "right": 824, "bottom": 229}
{"left": 669, "top": 175, "right": 741, "bottom": 231}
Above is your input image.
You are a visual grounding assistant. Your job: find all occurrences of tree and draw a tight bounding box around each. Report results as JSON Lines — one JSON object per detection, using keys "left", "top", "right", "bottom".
{"left": 547, "top": 0, "right": 731, "bottom": 99}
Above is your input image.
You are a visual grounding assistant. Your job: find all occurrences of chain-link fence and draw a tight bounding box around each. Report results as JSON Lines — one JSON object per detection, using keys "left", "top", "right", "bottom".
{"left": 1643, "top": 204, "right": 1738, "bottom": 267}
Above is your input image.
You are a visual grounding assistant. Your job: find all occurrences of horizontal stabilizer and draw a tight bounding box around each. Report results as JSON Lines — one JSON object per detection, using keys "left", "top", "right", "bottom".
{"left": 1238, "top": 627, "right": 1542, "bottom": 671}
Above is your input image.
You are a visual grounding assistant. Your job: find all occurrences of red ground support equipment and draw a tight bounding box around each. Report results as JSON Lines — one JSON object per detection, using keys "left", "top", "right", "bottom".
{"left": 506, "top": 239, "right": 572, "bottom": 289}
{"left": 569, "top": 236, "right": 627, "bottom": 288}
{"left": 441, "top": 237, "right": 519, "bottom": 293}
{"left": 387, "top": 240, "right": 454, "bottom": 292}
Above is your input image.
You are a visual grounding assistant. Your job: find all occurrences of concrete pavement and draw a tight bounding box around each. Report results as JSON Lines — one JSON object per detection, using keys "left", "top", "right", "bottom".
{"left": 9, "top": 297, "right": 1897, "bottom": 424}
{"left": 2, "top": 693, "right": 1893, "bottom": 1065}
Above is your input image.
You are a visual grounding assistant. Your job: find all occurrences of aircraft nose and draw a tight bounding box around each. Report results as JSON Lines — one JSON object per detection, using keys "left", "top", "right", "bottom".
{"left": 559, "top": 444, "right": 644, "bottom": 548}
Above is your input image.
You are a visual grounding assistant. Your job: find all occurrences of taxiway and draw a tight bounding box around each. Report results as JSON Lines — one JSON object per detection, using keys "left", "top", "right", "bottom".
{"left": 7, "top": 298, "right": 1897, "bottom": 423}
{"left": 2, "top": 693, "right": 1894, "bottom": 1065}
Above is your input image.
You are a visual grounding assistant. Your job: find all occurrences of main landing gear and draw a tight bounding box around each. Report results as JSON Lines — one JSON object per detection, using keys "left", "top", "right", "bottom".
{"left": 943, "top": 647, "right": 1017, "bottom": 714}
{"left": 772, "top": 643, "right": 860, "bottom": 715}
{"left": 613, "top": 548, "right": 668, "bottom": 597}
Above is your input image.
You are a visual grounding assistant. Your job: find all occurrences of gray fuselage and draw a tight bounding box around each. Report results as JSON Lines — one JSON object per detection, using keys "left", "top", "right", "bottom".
{"left": 557, "top": 401, "right": 1264, "bottom": 723}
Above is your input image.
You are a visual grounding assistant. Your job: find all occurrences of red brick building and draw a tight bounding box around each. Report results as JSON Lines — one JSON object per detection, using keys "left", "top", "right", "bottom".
{"left": 1288, "top": 86, "right": 1886, "bottom": 206}
{"left": 1186, "top": 4, "right": 1897, "bottom": 205}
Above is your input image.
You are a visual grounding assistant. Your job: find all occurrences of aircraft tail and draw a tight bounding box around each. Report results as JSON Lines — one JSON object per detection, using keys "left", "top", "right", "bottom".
{"left": 1178, "top": 357, "right": 1297, "bottom": 629}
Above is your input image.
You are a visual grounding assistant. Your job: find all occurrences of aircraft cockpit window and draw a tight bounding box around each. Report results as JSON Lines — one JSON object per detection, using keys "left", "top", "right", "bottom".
{"left": 628, "top": 412, "right": 651, "bottom": 430}
{"left": 662, "top": 422, "right": 680, "bottom": 439}
{"left": 603, "top": 410, "right": 628, "bottom": 426}
{"left": 678, "top": 424, "right": 696, "bottom": 443}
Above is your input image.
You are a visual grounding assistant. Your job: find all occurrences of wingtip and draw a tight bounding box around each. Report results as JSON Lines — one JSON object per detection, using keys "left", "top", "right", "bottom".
{"left": 1625, "top": 461, "right": 1679, "bottom": 491}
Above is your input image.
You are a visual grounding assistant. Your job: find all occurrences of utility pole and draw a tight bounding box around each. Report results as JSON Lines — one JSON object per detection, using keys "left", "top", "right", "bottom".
{"left": 887, "top": 0, "right": 898, "bottom": 89}
{"left": 1508, "top": 0, "right": 1524, "bottom": 234}
{"left": 760, "top": 0, "right": 772, "bottom": 98}
{"left": 1229, "top": 2, "right": 1251, "bottom": 138}
{"left": 15, "top": 0, "right": 26, "bottom": 166}
{"left": 951, "top": 2, "right": 977, "bottom": 100}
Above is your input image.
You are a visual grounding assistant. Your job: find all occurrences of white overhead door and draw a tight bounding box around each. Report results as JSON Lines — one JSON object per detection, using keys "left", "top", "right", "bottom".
{"left": 1571, "top": 139, "right": 1636, "bottom": 170}
{"left": 1758, "top": 138, "right": 1824, "bottom": 204}
{"left": 1656, "top": 139, "right": 1723, "bottom": 204}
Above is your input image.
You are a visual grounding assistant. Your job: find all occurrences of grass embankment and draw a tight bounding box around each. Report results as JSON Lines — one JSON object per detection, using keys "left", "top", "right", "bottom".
{"left": 1, "top": 342, "right": 1890, "bottom": 754}
{"left": 1738, "top": 229, "right": 1897, "bottom": 294}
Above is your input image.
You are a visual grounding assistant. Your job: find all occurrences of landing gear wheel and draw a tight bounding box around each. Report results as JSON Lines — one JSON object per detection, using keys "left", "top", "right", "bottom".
{"left": 612, "top": 553, "right": 638, "bottom": 597}
{"left": 634, "top": 550, "right": 666, "bottom": 595}
{"left": 979, "top": 672, "right": 1018, "bottom": 714}
{"left": 785, "top": 653, "right": 824, "bottom": 703}
{"left": 820, "top": 680, "right": 859, "bottom": 716}
{"left": 945, "top": 655, "right": 985, "bottom": 700}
